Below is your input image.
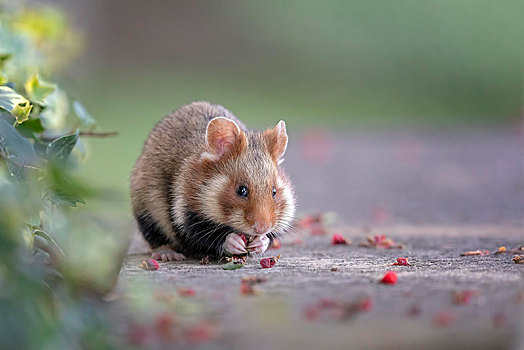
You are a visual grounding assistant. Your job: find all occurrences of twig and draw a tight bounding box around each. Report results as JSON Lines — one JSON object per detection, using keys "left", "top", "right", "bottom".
{"left": 40, "top": 131, "right": 119, "bottom": 142}
{"left": 79, "top": 131, "right": 119, "bottom": 138}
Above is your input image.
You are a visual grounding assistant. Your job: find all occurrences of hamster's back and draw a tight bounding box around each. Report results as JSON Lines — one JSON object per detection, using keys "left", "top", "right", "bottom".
{"left": 130, "top": 102, "right": 245, "bottom": 243}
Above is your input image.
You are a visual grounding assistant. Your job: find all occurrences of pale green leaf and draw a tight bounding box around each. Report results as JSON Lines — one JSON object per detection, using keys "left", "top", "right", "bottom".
{"left": 25, "top": 74, "right": 56, "bottom": 105}
{"left": 46, "top": 130, "right": 78, "bottom": 162}
{"left": 0, "top": 86, "right": 32, "bottom": 124}
{"left": 72, "top": 100, "right": 96, "bottom": 126}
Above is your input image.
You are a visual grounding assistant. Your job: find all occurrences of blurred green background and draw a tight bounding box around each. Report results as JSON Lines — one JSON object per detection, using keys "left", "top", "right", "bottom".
{"left": 45, "top": 0, "right": 522, "bottom": 202}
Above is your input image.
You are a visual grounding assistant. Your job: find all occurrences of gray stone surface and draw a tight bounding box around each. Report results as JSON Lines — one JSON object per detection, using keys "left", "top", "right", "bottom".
{"left": 118, "top": 128, "right": 524, "bottom": 349}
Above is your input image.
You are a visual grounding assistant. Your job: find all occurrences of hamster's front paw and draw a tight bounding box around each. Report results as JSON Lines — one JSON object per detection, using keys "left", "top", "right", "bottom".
{"left": 223, "top": 233, "right": 248, "bottom": 255}
{"left": 247, "top": 234, "right": 270, "bottom": 255}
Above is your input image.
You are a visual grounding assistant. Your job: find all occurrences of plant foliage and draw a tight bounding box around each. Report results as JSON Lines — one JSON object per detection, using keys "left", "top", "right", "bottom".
{"left": 0, "top": 3, "right": 125, "bottom": 348}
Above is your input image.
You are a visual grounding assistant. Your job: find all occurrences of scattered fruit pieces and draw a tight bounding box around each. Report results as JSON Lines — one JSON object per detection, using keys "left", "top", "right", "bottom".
{"left": 139, "top": 258, "right": 159, "bottom": 271}
{"left": 359, "top": 234, "right": 405, "bottom": 249}
{"left": 178, "top": 287, "right": 196, "bottom": 297}
{"left": 381, "top": 271, "right": 397, "bottom": 284}
{"left": 392, "top": 257, "right": 410, "bottom": 266}
{"left": 270, "top": 238, "right": 281, "bottom": 249}
{"left": 260, "top": 254, "right": 281, "bottom": 268}
{"left": 331, "top": 233, "right": 349, "bottom": 245}
{"left": 460, "top": 250, "right": 490, "bottom": 256}
{"left": 513, "top": 255, "right": 524, "bottom": 264}
{"left": 199, "top": 256, "right": 210, "bottom": 265}
{"left": 453, "top": 290, "right": 475, "bottom": 305}
{"left": 303, "top": 296, "right": 372, "bottom": 322}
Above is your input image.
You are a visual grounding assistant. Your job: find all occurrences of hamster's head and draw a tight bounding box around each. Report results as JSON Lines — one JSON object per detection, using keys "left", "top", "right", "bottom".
{"left": 193, "top": 117, "right": 295, "bottom": 238}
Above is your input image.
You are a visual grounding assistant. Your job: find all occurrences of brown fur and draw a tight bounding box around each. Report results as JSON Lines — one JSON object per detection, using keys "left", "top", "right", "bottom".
{"left": 130, "top": 101, "right": 295, "bottom": 254}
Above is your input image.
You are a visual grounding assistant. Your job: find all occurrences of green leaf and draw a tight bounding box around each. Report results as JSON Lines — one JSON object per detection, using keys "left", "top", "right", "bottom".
{"left": 46, "top": 130, "right": 78, "bottom": 162}
{"left": 45, "top": 186, "right": 85, "bottom": 207}
{"left": 72, "top": 101, "right": 96, "bottom": 126}
{"left": 222, "top": 261, "right": 245, "bottom": 270}
{"left": 16, "top": 118, "right": 45, "bottom": 138}
{"left": 24, "top": 74, "right": 56, "bottom": 105}
{"left": 33, "top": 229, "right": 65, "bottom": 256}
{"left": 0, "top": 119, "right": 40, "bottom": 166}
{"left": 0, "top": 86, "right": 32, "bottom": 124}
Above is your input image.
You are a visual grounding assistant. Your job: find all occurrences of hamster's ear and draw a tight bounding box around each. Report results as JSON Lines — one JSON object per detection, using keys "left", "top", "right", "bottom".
{"left": 263, "top": 120, "right": 288, "bottom": 164}
{"left": 204, "top": 117, "right": 246, "bottom": 161}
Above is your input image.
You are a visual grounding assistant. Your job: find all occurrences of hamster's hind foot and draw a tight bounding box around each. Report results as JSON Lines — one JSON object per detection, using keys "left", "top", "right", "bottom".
{"left": 151, "top": 245, "right": 186, "bottom": 262}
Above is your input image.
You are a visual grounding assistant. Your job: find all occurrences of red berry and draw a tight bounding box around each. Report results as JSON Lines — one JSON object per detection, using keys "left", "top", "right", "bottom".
{"left": 393, "top": 257, "right": 409, "bottom": 266}
{"left": 381, "top": 271, "right": 397, "bottom": 284}
{"left": 260, "top": 254, "right": 280, "bottom": 268}
{"left": 331, "top": 233, "right": 348, "bottom": 245}
{"left": 139, "top": 258, "right": 159, "bottom": 271}
{"left": 452, "top": 290, "right": 475, "bottom": 305}
{"left": 178, "top": 287, "right": 196, "bottom": 297}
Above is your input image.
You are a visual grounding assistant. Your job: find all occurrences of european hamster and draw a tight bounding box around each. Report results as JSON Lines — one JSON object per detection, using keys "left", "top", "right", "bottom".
{"left": 130, "top": 102, "right": 296, "bottom": 261}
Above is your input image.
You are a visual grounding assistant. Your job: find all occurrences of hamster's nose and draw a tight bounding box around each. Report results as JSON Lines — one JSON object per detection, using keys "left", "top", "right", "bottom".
{"left": 253, "top": 222, "right": 271, "bottom": 235}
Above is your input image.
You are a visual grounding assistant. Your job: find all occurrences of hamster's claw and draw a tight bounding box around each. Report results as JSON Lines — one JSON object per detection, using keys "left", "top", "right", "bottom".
{"left": 224, "top": 233, "right": 247, "bottom": 255}
{"left": 247, "top": 234, "right": 270, "bottom": 255}
{"left": 151, "top": 246, "right": 186, "bottom": 262}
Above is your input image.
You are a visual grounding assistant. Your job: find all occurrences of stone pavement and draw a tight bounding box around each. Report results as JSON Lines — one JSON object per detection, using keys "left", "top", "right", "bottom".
{"left": 118, "top": 128, "right": 523, "bottom": 349}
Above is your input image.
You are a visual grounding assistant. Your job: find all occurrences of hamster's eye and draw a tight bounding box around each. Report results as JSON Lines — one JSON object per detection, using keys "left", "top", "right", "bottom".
{"left": 272, "top": 186, "right": 277, "bottom": 197}
{"left": 236, "top": 185, "right": 249, "bottom": 198}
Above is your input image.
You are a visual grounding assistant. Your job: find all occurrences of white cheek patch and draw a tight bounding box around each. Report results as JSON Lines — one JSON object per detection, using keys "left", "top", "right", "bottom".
{"left": 275, "top": 177, "right": 295, "bottom": 233}
{"left": 200, "top": 151, "right": 217, "bottom": 162}
{"left": 200, "top": 174, "right": 229, "bottom": 222}
{"left": 229, "top": 208, "right": 249, "bottom": 232}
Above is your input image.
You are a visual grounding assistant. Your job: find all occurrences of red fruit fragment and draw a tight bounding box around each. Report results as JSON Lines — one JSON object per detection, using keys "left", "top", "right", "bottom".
{"left": 260, "top": 254, "right": 281, "bottom": 268}
{"left": 433, "top": 310, "right": 454, "bottom": 327}
{"left": 270, "top": 238, "right": 281, "bottom": 249}
{"left": 381, "top": 271, "right": 397, "bottom": 284}
{"left": 331, "top": 233, "right": 349, "bottom": 245}
{"left": 178, "top": 287, "right": 196, "bottom": 297}
{"left": 304, "top": 305, "right": 319, "bottom": 321}
{"left": 155, "top": 313, "right": 174, "bottom": 340}
{"left": 185, "top": 322, "right": 216, "bottom": 344}
{"left": 139, "top": 258, "right": 159, "bottom": 271}
{"left": 356, "top": 297, "right": 373, "bottom": 312}
{"left": 453, "top": 290, "right": 475, "bottom": 305}
{"left": 238, "top": 233, "right": 248, "bottom": 245}
{"left": 240, "top": 281, "right": 258, "bottom": 295}
{"left": 127, "top": 324, "right": 149, "bottom": 346}
{"left": 393, "top": 257, "right": 410, "bottom": 266}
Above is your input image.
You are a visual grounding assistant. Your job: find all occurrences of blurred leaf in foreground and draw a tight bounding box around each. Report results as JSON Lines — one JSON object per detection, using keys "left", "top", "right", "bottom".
{"left": 46, "top": 130, "right": 78, "bottom": 163}
{"left": 73, "top": 100, "right": 97, "bottom": 126}
{"left": 24, "top": 74, "right": 56, "bottom": 105}
{"left": 0, "top": 86, "right": 32, "bottom": 124}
